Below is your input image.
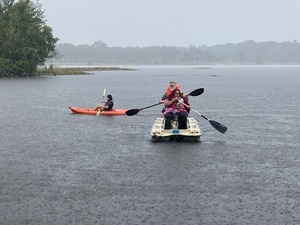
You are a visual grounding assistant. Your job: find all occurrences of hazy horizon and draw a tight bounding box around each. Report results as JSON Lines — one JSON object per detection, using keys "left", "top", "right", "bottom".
{"left": 37, "top": 0, "right": 300, "bottom": 47}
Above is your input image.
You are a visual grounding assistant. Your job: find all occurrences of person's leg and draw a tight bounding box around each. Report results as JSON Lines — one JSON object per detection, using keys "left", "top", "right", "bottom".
{"left": 164, "top": 112, "right": 173, "bottom": 129}
{"left": 99, "top": 105, "right": 105, "bottom": 111}
{"left": 178, "top": 111, "right": 188, "bottom": 129}
{"left": 93, "top": 104, "right": 100, "bottom": 111}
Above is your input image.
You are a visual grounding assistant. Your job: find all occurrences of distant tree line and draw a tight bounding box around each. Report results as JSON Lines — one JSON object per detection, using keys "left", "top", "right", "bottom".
{"left": 51, "top": 40, "right": 300, "bottom": 65}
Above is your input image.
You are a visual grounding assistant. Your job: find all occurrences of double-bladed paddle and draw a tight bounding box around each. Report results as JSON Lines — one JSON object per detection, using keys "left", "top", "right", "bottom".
{"left": 179, "top": 99, "right": 227, "bottom": 134}
{"left": 125, "top": 88, "right": 204, "bottom": 116}
{"left": 96, "top": 88, "right": 106, "bottom": 116}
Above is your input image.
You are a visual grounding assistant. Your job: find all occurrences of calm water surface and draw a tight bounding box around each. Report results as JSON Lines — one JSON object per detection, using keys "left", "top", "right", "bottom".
{"left": 1, "top": 65, "right": 299, "bottom": 224}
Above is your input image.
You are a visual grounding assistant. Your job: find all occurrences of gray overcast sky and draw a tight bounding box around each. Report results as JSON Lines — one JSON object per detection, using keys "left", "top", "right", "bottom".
{"left": 37, "top": 0, "right": 300, "bottom": 47}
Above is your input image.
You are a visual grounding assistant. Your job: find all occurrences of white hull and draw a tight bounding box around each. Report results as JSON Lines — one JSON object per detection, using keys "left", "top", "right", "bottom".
{"left": 151, "top": 117, "right": 201, "bottom": 142}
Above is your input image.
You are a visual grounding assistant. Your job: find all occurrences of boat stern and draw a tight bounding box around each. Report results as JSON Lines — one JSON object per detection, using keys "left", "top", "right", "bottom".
{"left": 151, "top": 117, "right": 201, "bottom": 142}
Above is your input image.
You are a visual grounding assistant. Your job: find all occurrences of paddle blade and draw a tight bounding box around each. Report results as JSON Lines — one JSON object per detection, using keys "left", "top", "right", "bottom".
{"left": 125, "top": 109, "right": 140, "bottom": 116}
{"left": 188, "top": 88, "right": 204, "bottom": 97}
{"left": 209, "top": 120, "right": 227, "bottom": 133}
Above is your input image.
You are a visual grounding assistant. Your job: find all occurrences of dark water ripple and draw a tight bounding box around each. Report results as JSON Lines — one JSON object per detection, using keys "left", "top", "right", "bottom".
{"left": 1, "top": 65, "right": 300, "bottom": 224}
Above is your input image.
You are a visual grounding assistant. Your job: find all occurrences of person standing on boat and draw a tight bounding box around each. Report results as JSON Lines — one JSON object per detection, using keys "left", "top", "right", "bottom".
{"left": 93, "top": 94, "right": 114, "bottom": 111}
{"left": 163, "top": 89, "right": 190, "bottom": 129}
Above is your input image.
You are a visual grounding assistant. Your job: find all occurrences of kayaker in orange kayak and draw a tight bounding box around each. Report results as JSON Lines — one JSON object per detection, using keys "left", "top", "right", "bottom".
{"left": 93, "top": 94, "right": 114, "bottom": 112}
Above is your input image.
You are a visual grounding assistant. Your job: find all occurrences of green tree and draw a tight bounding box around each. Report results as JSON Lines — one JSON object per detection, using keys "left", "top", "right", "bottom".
{"left": 0, "top": 0, "right": 58, "bottom": 77}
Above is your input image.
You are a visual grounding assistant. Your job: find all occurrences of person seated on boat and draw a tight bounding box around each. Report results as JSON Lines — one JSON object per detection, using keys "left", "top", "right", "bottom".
{"left": 163, "top": 88, "right": 190, "bottom": 129}
{"left": 160, "top": 81, "right": 188, "bottom": 113}
{"left": 93, "top": 94, "right": 114, "bottom": 111}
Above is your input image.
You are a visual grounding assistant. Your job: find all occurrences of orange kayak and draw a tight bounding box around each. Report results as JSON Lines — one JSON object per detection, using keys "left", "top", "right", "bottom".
{"left": 69, "top": 106, "right": 127, "bottom": 115}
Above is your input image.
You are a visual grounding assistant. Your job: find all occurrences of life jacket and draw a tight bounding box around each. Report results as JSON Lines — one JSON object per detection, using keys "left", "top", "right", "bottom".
{"left": 105, "top": 100, "right": 114, "bottom": 110}
{"left": 161, "top": 84, "right": 181, "bottom": 100}
{"left": 166, "top": 84, "right": 180, "bottom": 97}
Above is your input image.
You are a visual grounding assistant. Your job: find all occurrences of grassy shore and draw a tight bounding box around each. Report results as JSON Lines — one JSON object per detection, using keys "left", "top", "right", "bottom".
{"left": 37, "top": 66, "right": 134, "bottom": 75}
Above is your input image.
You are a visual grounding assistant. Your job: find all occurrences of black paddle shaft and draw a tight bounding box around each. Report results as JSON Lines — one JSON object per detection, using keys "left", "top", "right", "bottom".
{"left": 181, "top": 101, "right": 228, "bottom": 134}
{"left": 125, "top": 103, "right": 163, "bottom": 116}
{"left": 140, "top": 102, "right": 162, "bottom": 110}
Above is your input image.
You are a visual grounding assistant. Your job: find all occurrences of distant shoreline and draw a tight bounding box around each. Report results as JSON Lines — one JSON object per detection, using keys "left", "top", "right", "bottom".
{"left": 37, "top": 66, "right": 134, "bottom": 75}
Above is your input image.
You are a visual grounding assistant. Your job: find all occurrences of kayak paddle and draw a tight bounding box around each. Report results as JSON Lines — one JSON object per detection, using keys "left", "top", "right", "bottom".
{"left": 97, "top": 88, "right": 106, "bottom": 116}
{"left": 125, "top": 88, "right": 204, "bottom": 116}
{"left": 186, "top": 88, "right": 204, "bottom": 97}
{"left": 179, "top": 99, "right": 227, "bottom": 134}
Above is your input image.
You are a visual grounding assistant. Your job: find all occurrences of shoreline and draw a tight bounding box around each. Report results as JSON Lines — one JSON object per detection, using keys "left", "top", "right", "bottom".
{"left": 37, "top": 66, "right": 134, "bottom": 75}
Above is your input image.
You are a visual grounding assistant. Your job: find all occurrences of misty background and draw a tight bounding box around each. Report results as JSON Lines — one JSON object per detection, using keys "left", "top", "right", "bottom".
{"left": 35, "top": 0, "right": 300, "bottom": 64}
{"left": 38, "top": 0, "right": 300, "bottom": 48}
{"left": 49, "top": 40, "right": 300, "bottom": 65}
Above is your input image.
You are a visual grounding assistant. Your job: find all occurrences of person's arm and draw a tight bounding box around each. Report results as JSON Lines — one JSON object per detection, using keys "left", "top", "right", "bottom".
{"left": 160, "top": 92, "right": 167, "bottom": 100}
{"left": 106, "top": 101, "right": 113, "bottom": 110}
{"left": 164, "top": 98, "right": 177, "bottom": 107}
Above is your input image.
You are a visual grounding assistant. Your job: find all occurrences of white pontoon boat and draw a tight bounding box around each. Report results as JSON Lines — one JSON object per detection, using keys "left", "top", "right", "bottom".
{"left": 151, "top": 117, "right": 201, "bottom": 142}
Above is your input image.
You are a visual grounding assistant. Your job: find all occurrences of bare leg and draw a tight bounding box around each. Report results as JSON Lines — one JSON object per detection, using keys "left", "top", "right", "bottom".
{"left": 93, "top": 104, "right": 101, "bottom": 111}
{"left": 99, "top": 105, "right": 105, "bottom": 111}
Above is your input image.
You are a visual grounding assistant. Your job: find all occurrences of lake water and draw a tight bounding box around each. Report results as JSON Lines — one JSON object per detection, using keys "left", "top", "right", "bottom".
{"left": 1, "top": 65, "right": 300, "bottom": 224}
